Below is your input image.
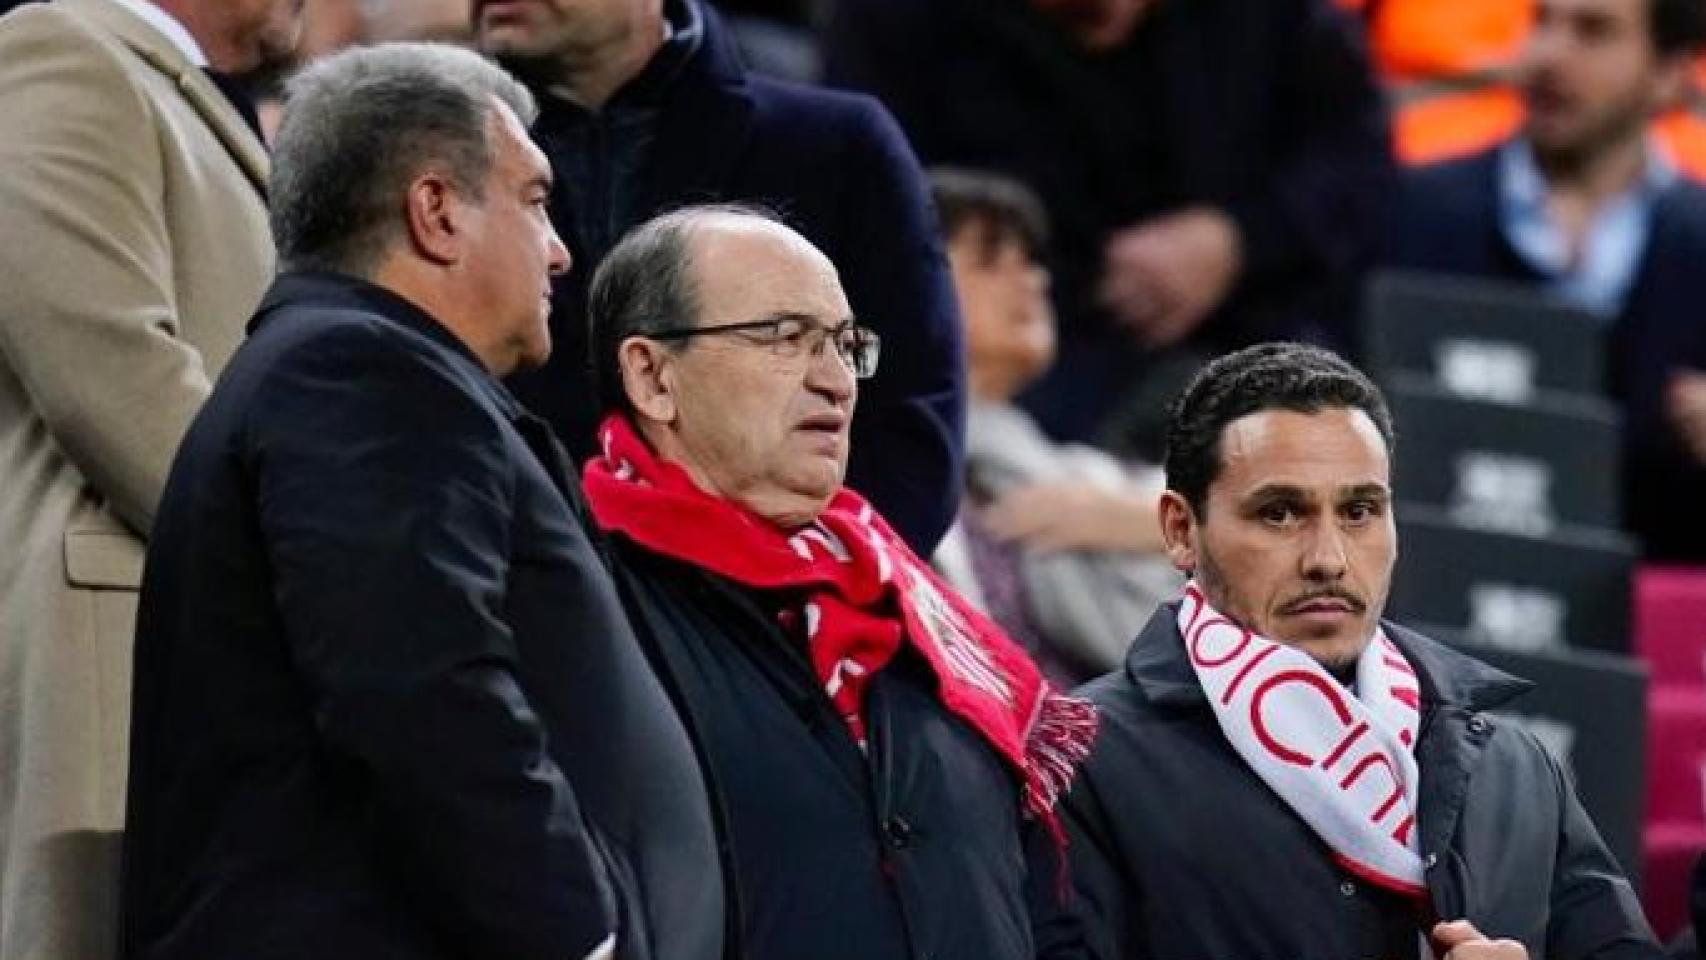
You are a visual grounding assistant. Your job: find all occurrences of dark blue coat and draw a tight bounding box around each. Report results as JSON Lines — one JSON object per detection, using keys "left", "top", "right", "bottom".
{"left": 605, "top": 537, "right": 1078, "bottom": 960}
{"left": 1053, "top": 604, "right": 1660, "bottom": 960}
{"left": 509, "top": 1, "right": 965, "bottom": 556}
{"left": 1391, "top": 148, "right": 1706, "bottom": 562}
{"left": 121, "top": 272, "right": 723, "bottom": 960}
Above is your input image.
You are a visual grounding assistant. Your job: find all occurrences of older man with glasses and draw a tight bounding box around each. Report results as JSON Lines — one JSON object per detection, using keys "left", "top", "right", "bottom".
{"left": 578, "top": 203, "right": 1097, "bottom": 960}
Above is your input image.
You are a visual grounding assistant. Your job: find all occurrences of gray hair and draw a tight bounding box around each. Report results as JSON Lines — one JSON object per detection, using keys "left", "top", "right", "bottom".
{"left": 270, "top": 43, "right": 538, "bottom": 276}
{"left": 587, "top": 202, "right": 782, "bottom": 415}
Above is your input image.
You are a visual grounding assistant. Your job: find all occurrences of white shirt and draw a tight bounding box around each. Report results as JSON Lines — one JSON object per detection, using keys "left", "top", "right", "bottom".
{"left": 1497, "top": 137, "right": 1677, "bottom": 320}
{"left": 104, "top": 0, "right": 208, "bottom": 67}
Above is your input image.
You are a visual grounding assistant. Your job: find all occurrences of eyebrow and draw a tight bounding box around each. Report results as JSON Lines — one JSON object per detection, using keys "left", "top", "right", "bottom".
{"left": 1241, "top": 482, "right": 1390, "bottom": 502}
{"left": 1341, "top": 483, "right": 1391, "bottom": 502}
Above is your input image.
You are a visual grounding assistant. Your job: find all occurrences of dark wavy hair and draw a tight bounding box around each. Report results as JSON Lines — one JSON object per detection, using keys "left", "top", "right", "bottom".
{"left": 1163, "top": 343, "right": 1395, "bottom": 516}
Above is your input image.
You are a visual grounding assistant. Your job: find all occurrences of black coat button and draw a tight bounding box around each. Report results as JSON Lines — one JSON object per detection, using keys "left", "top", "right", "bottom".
{"left": 885, "top": 816, "right": 915, "bottom": 849}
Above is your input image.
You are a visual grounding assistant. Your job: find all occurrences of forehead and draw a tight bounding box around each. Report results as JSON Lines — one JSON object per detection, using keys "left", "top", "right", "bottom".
{"left": 687, "top": 219, "right": 850, "bottom": 321}
{"left": 487, "top": 100, "right": 549, "bottom": 179}
{"left": 1212, "top": 407, "right": 1390, "bottom": 499}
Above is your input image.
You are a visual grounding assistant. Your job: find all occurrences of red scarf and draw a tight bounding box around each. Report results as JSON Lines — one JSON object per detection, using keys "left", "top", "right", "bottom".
{"left": 583, "top": 415, "right": 1097, "bottom": 832}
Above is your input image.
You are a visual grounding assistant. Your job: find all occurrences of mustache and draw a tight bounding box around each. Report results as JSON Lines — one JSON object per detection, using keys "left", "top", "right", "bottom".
{"left": 1279, "top": 588, "right": 1366, "bottom": 616}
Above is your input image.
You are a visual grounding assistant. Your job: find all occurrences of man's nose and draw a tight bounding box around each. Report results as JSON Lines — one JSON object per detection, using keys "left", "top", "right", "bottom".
{"left": 1300, "top": 524, "right": 1349, "bottom": 581}
{"left": 807, "top": 335, "right": 857, "bottom": 403}
{"left": 547, "top": 230, "right": 571, "bottom": 278}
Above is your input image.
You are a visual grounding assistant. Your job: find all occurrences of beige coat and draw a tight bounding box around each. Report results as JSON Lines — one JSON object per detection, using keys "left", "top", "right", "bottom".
{"left": 0, "top": 2, "right": 272, "bottom": 956}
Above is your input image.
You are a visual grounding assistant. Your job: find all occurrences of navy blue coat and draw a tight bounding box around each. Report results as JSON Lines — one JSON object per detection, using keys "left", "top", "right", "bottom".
{"left": 122, "top": 272, "right": 723, "bottom": 960}
{"left": 509, "top": 1, "right": 965, "bottom": 556}
{"left": 1390, "top": 148, "right": 1706, "bottom": 562}
{"left": 1053, "top": 604, "right": 1660, "bottom": 960}
{"left": 605, "top": 537, "right": 1079, "bottom": 960}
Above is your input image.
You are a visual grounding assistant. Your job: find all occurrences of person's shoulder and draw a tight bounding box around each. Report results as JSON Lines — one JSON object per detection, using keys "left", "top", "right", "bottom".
{"left": 246, "top": 298, "right": 498, "bottom": 423}
{"left": 1656, "top": 175, "right": 1706, "bottom": 235}
{"left": 1402, "top": 148, "right": 1500, "bottom": 200}
{"left": 1072, "top": 662, "right": 1168, "bottom": 735}
{"left": 744, "top": 73, "right": 901, "bottom": 144}
{"left": 0, "top": 2, "right": 149, "bottom": 111}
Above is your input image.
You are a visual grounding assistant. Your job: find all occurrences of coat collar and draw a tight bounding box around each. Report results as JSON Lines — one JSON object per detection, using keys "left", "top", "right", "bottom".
{"left": 638, "top": 0, "right": 755, "bottom": 216}
{"left": 250, "top": 270, "right": 526, "bottom": 421}
{"left": 1125, "top": 601, "right": 1533, "bottom": 713}
{"left": 62, "top": 0, "right": 269, "bottom": 196}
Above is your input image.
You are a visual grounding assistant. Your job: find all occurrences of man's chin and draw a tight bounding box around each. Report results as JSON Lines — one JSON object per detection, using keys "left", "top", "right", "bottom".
{"left": 1283, "top": 630, "right": 1372, "bottom": 673}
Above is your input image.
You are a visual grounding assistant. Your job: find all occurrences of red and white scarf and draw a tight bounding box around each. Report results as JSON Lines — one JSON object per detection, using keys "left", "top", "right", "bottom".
{"left": 1177, "top": 583, "right": 1426, "bottom": 896}
{"left": 582, "top": 415, "right": 1097, "bottom": 834}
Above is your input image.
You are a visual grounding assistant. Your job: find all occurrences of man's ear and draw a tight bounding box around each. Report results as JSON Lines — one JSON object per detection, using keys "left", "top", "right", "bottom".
{"left": 618, "top": 336, "right": 678, "bottom": 425}
{"left": 403, "top": 173, "right": 464, "bottom": 266}
{"left": 1157, "top": 490, "right": 1198, "bottom": 574}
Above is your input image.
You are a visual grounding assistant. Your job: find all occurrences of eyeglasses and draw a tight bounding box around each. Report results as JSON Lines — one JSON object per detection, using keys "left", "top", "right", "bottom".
{"left": 646, "top": 315, "right": 882, "bottom": 379}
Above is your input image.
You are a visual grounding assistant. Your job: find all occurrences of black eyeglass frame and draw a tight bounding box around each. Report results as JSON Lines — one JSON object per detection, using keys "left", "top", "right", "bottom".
{"left": 644, "top": 316, "right": 882, "bottom": 379}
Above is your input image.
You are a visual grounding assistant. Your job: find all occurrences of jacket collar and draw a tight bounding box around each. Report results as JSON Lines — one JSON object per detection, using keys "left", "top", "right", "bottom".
{"left": 61, "top": 0, "right": 269, "bottom": 195}
{"left": 638, "top": 0, "right": 755, "bottom": 216}
{"left": 1125, "top": 601, "right": 1533, "bottom": 712}
{"left": 536, "top": 0, "right": 704, "bottom": 122}
{"left": 250, "top": 270, "right": 525, "bottom": 421}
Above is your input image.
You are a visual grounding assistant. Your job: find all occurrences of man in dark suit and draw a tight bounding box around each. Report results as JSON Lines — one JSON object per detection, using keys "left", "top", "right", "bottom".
{"left": 1390, "top": 0, "right": 1706, "bottom": 562}
{"left": 474, "top": 0, "right": 965, "bottom": 557}
{"left": 121, "top": 44, "right": 722, "bottom": 960}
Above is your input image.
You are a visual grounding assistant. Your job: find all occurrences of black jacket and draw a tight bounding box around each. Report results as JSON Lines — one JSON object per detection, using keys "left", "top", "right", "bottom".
{"left": 511, "top": 0, "right": 965, "bottom": 556}
{"left": 1054, "top": 603, "right": 1661, "bottom": 960}
{"left": 122, "top": 272, "right": 723, "bottom": 960}
{"left": 1391, "top": 147, "right": 1706, "bottom": 563}
{"left": 604, "top": 536, "right": 1076, "bottom": 960}
{"left": 826, "top": 0, "right": 1393, "bottom": 439}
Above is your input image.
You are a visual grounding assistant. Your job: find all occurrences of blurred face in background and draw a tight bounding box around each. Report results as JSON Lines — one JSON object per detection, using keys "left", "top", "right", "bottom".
{"left": 1520, "top": 0, "right": 1689, "bottom": 165}
{"left": 949, "top": 223, "right": 1056, "bottom": 404}
{"left": 474, "top": 0, "right": 653, "bottom": 69}
{"left": 195, "top": 0, "right": 303, "bottom": 71}
{"left": 294, "top": 0, "right": 474, "bottom": 61}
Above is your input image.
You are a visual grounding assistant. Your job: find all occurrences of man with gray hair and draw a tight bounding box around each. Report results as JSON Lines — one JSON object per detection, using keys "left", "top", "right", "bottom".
{"left": 120, "top": 44, "right": 721, "bottom": 960}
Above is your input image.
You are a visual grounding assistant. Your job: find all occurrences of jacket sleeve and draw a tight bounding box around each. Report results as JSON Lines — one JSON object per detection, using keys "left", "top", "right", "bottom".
{"left": 0, "top": 18, "right": 217, "bottom": 537}
{"left": 1027, "top": 816, "right": 1096, "bottom": 960}
{"left": 1058, "top": 763, "right": 1149, "bottom": 960}
{"left": 1534, "top": 732, "right": 1665, "bottom": 960}
{"left": 835, "top": 95, "right": 966, "bottom": 556}
{"left": 1222, "top": 0, "right": 1395, "bottom": 318}
{"left": 251, "top": 327, "right": 615, "bottom": 959}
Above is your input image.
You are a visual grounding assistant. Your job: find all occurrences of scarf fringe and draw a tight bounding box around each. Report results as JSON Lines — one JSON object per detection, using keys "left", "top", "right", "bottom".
{"left": 1021, "top": 691, "right": 1099, "bottom": 823}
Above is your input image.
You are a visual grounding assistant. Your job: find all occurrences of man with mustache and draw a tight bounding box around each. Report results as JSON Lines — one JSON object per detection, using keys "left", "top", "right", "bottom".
{"left": 1390, "top": 0, "right": 1706, "bottom": 564}
{"left": 1050, "top": 343, "right": 1661, "bottom": 959}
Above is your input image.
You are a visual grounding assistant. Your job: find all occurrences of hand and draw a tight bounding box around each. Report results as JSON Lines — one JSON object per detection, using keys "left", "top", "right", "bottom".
{"left": 982, "top": 482, "right": 1164, "bottom": 554}
{"left": 1429, "top": 920, "right": 1527, "bottom": 960}
{"left": 1100, "top": 208, "right": 1242, "bottom": 349}
{"left": 1666, "top": 369, "right": 1706, "bottom": 464}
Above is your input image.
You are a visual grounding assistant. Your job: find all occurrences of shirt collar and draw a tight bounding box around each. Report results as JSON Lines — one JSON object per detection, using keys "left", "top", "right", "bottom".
{"left": 104, "top": 0, "right": 208, "bottom": 67}
{"left": 1499, "top": 136, "right": 1678, "bottom": 217}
